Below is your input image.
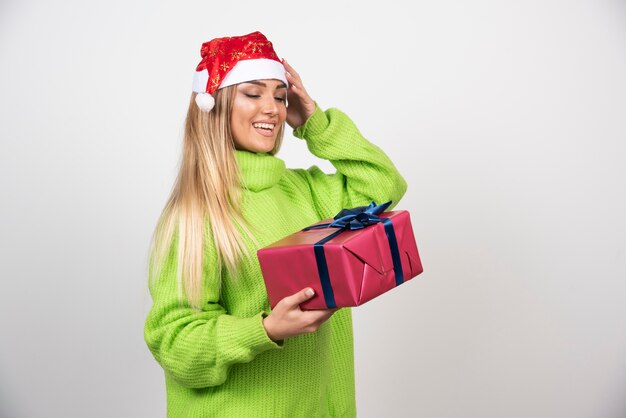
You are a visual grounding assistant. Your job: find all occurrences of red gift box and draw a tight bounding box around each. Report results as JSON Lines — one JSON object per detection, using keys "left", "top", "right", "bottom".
{"left": 257, "top": 203, "right": 423, "bottom": 310}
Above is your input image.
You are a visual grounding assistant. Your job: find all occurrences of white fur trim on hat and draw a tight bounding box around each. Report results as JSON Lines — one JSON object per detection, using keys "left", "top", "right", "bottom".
{"left": 192, "top": 69, "right": 209, "bottom": 93}
{"left": 220, "top": 58, "right": 288, "bottom": 89}
{"left": 191, "top": 59, "right": 287, "bottom": 95}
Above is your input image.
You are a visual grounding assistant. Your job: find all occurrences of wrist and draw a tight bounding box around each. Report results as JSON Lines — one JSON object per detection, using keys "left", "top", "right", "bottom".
{"left": 293, "top": 102, "right": 326, "bottom": 139}
{"left": 262, "top": 315, "right": 279, "bottom": 342}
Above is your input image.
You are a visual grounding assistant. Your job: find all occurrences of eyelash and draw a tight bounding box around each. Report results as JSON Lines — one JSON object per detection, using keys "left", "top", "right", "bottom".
{"left": 244, "top": 93, "right": 286, "bottom": 102}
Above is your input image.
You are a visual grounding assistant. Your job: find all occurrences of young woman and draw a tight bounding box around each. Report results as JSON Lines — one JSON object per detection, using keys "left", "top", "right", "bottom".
{"left": 144, "top": 31, "right": 407, "bottom": 417}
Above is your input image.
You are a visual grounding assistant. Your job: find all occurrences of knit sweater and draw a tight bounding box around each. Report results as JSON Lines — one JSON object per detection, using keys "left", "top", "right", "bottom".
{"left": 144, "top": 105, "right": 407, "bottom": 417}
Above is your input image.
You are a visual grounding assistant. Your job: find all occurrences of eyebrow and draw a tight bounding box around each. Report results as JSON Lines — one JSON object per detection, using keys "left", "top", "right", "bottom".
{"left": 241, "top": 80, "right": 287, "bottom": 89}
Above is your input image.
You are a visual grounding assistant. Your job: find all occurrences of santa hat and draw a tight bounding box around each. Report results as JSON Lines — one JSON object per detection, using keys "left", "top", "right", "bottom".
{"left": 191, "top": 31, "right": 288, "bottom": 112}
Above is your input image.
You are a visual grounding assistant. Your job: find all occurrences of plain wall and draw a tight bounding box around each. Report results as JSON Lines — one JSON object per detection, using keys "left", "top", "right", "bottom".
{"left": 1, "top": 1, "right": 625, "bottom": 417}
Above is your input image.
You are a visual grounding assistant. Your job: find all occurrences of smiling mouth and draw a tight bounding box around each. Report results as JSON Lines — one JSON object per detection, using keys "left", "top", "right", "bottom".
{"left": 252, "top": 122, "right": 275, "bottom": 132}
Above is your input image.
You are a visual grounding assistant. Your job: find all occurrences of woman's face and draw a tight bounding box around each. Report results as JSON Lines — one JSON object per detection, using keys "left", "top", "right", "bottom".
{"left": 230, "top": 79, "right": 287, "bottom": 153}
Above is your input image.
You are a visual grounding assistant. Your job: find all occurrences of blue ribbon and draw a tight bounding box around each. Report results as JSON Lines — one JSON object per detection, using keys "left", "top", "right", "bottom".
{"left": 302, "top": 201, "right": 404, "bottom": 308}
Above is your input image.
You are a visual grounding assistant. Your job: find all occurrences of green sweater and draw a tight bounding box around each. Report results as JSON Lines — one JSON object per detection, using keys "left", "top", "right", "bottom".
{"left": 144, "top": 105, "right": 407, "bottom": 417}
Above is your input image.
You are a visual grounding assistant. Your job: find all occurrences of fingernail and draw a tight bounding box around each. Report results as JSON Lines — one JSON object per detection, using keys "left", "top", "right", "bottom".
{"left": 306, "top": 288, "right": 314, "bottom": 297}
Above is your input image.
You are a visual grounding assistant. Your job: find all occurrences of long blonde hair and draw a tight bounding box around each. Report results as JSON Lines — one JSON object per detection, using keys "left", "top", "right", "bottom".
{"left": 148, "top": 86, "right": 285, "bottom": 309}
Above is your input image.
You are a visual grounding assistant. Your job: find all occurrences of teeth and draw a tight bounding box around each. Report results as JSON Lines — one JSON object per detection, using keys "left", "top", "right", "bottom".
{"left": 253, "top": 123, "right": 275, "bottom": 130}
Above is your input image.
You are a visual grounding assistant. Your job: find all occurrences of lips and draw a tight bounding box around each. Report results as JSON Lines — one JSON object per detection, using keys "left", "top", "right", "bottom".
{"left": 252, "top": 121, "right": 276, "bottom": 137}
{"left": 252, "top": 122, "right": 275, "bottom": 131}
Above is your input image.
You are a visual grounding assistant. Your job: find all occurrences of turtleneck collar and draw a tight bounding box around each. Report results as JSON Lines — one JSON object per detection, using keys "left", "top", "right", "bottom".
{"left": 235, "top": 149, "right": 286, "bottom": 192}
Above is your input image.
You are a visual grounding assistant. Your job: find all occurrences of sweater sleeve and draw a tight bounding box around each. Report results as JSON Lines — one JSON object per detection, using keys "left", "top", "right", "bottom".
{"left": 291, "top": 104, "right": 407, "bottom": 220}
{"left": 143, "top": 233, "right": 282, "bottom": 389}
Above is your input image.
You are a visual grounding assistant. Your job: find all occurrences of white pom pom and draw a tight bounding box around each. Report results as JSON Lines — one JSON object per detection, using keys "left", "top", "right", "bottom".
{"left": 195, "top": 92, "right": 215, "bottom": 112}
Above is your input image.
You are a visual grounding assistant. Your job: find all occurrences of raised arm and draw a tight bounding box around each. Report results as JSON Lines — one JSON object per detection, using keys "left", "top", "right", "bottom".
{"left": 282, "top": 59, "right": 407, "bottom": 219}
{"left": 289, "top": 105, "right": 407, "bottom": 219}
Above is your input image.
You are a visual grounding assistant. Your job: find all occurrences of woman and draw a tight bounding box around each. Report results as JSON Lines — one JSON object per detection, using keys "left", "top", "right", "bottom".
{"left": 144, "top": 31, "right": 407, "bottom": 417}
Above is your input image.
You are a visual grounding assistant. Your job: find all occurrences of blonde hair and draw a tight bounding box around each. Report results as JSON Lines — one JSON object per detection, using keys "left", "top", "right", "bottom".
{"left": 148, "top": 86, "right": 285, "bottom": 309}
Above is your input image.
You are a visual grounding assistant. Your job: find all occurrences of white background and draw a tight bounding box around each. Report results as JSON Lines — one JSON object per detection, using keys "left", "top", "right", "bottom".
{"left": 1, "top": 1, "right": 625, "bottom": 417}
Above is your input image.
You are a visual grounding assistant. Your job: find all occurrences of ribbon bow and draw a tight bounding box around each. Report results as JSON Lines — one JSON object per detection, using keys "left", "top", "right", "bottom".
{"left": 329, "top": 201, "right": 392, "bottom": 230}
{"left": 305, "top": 201, "right": 392, "bottom": 231}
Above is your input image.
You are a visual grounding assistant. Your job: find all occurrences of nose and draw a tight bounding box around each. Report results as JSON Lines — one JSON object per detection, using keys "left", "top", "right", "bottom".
{"left": 262, "top": 95, "right": 279, "bottom": 116}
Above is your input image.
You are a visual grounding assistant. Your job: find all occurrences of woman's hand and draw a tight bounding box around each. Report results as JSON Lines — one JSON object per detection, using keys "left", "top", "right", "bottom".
{"left": 263, "top": 288, "right": 337, "bottom": 342}
{"left": 282, "top": 59, "right": 316, "bottom": 130}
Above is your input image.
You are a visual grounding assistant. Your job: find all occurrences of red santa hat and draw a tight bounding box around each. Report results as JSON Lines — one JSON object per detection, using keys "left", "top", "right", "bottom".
{"left": 192, "top": 31, "right": 288, "bottom": 112}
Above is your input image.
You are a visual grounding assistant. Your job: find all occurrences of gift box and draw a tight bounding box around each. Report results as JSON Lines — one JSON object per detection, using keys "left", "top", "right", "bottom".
{"left": 257, "top": 202, "right": 423, "bottom": 310}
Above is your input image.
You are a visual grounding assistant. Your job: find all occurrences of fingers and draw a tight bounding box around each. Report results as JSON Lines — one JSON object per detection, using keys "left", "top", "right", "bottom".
{"left": 282, "top": 58, "right": 305, "bottom": 92}
{"left": 285, "top": 72, "right": 298, "bottom": 91}
{"left": 283, "top": 287, "right": 315, "bottom": 308}
{"left": 306, "top": 309, "right": 337, "bottom": 322}
{"left": 301, "top": 309, "right": 337, "bottom": 332}
{"left": 285, "top": 72, "right": 301, "bottom": 94}
{"left": 281, "top": 58, "right": 299, "bottom": 79}
{"left": 266, "top": 289, "right": 337, "bottom": 340}
{"left": 282, "top": 59, "right": 316, "bottom": 129}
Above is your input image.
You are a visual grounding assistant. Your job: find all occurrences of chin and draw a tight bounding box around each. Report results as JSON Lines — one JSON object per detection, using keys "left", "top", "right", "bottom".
{"left": 254, "top": 139, "right": 277, "bottom": 153}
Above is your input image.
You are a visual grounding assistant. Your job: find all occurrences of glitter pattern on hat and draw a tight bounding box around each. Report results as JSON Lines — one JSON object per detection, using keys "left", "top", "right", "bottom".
{"left": 192, "top": 31, "right": 286, "bottom": 96}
